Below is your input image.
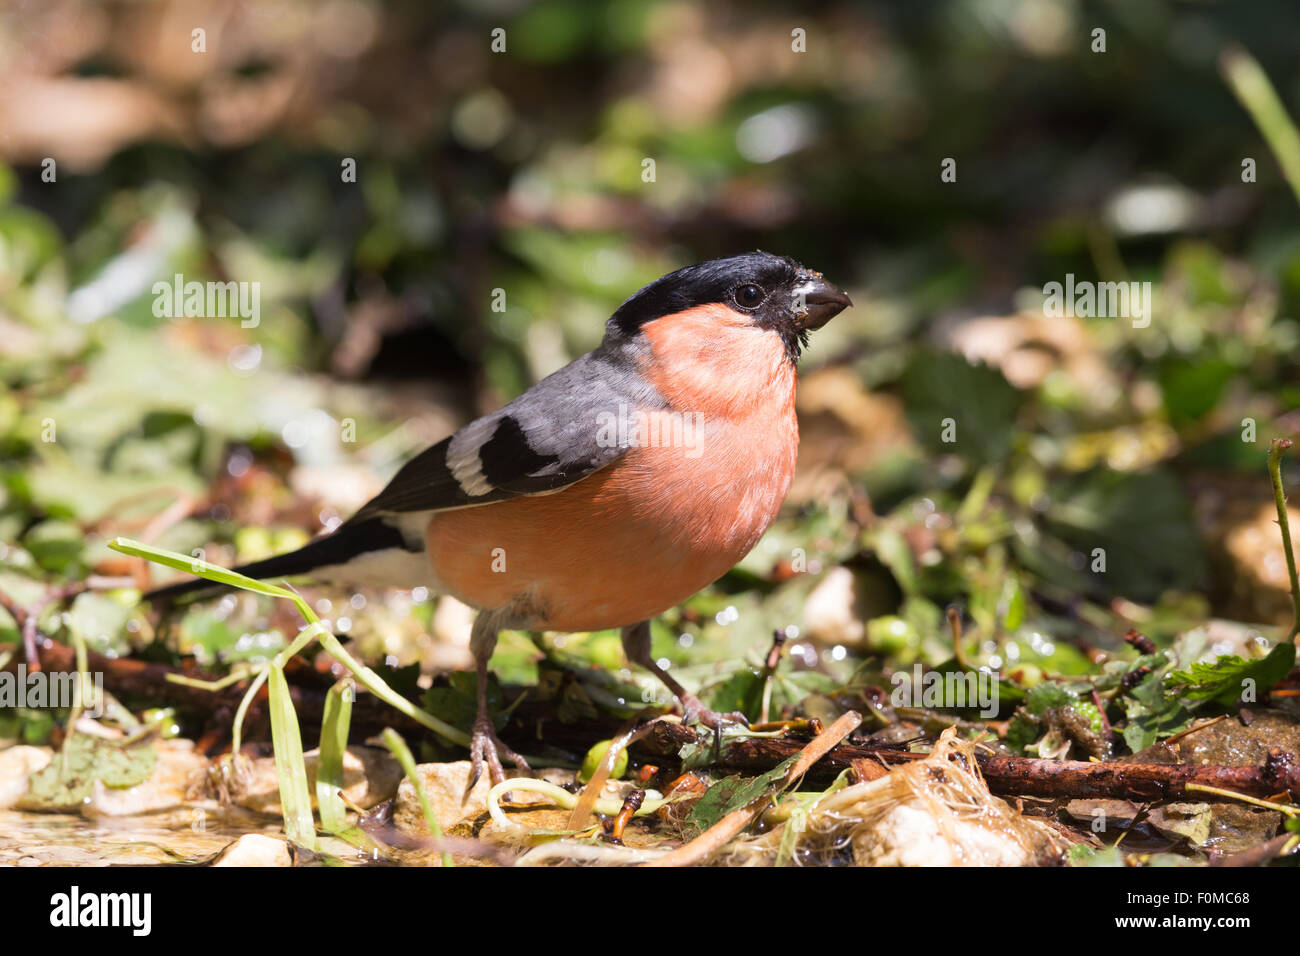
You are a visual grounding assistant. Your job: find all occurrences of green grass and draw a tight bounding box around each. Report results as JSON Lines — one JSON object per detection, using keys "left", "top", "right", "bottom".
{"left": 107, "top": 536, "right": 474, "bottom": 850}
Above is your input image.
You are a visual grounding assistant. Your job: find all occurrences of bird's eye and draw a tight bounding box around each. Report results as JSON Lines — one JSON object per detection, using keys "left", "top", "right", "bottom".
{"left": 734, "top": 284, "right": 764, "bottom": 308}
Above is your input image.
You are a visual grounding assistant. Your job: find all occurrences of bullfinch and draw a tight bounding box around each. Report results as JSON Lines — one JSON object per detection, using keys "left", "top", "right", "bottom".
{"left": 146, "top": 251, "right": 852, "bottom": 785}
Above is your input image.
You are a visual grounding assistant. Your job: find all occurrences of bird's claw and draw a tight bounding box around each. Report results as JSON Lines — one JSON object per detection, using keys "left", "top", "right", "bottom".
{"left": 465, "top": 716, "right": 530, "bottom": 798}
{"left": 679, "top": 693, "right": 748, "bottom": 731}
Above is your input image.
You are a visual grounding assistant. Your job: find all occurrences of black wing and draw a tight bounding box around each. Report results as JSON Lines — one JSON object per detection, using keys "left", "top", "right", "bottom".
{"left": 351, "top": 342, "right": 663, "bottom": 522}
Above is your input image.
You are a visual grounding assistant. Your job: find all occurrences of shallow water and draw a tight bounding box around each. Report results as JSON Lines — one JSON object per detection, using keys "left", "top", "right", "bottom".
{"left": 0, "top": 806, "right": 284, "bottom": 866}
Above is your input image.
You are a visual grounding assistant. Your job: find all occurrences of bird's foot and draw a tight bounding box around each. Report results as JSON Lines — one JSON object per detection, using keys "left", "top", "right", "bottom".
{"left": 466, "top": 715, "right": 530, "bottom": 795}
{"left": 679, "top": 692, "right": 749, "bottom": 731}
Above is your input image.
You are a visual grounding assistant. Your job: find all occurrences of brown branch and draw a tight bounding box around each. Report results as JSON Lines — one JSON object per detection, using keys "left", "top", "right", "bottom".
{"left": 634, "top": 720, "right": 1300, "bottom": 804}
{"left": 1, "top": 639, "right": 428, "bottom": 746}
{"left": 977, "top": 750, "right": 1300, "bottom": 804}
{"left": 0, "top": 588, "right": 40, "bottom": 673}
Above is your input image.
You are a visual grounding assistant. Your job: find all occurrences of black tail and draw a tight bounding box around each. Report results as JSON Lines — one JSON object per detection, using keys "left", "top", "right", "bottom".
{"left": 143, "top": 518, "right": 411, "bottom": 605}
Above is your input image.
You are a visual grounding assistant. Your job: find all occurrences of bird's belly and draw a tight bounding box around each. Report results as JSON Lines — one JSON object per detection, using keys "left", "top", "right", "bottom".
{"left": 424, "top": 419, "right": 796, "bottom": 631}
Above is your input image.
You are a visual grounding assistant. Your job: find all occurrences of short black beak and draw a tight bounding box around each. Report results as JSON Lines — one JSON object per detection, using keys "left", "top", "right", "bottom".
{"left": 794, "top": 275, "right": 852, "bottom": 330}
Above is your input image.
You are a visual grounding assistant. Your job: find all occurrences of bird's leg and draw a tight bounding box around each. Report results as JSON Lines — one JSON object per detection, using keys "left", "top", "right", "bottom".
{"left": 620, "top": 620, "right": 748, "bottom": 730}
{"left": 466, "top": 611, "right": 530, "bottom": 793}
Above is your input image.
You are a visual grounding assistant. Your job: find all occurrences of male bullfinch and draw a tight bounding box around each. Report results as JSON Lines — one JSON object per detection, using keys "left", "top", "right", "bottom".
{"left": 146, "top": 251, "right": 852, "bottom": 785}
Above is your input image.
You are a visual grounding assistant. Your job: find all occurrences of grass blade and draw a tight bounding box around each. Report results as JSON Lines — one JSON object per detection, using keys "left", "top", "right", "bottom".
{"left": 268, "top": 662, "right": 317, "bottom": 851}
{"left": 1221, "top": 47, "right": 1300, "bottom": 208}
{"left": 317, "top": 678, "right": 354, "bottom": 834}
{"left": 108, "top": 537, "right": 294, "bottom": 599}
{"left": 382, "top": 728, "right": 453, "bottom": 867}
{"left": 115, "top": 537, "right": 468, "bottom": 744}
{"left": 111, "top": 531, "right": 474, "bottom": 848}
{"left": 1267, "top": 438, "right": 1300, "bottom": 643}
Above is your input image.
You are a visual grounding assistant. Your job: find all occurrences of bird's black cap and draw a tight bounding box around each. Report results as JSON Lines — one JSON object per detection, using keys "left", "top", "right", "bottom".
{"left": 606, "top": 251, "right": 850, "bottom": 360}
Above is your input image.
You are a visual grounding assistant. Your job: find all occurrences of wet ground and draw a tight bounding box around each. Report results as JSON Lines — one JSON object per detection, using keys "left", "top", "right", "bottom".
{"left": 0, "top": 806, "right": 283, "bottom": 866}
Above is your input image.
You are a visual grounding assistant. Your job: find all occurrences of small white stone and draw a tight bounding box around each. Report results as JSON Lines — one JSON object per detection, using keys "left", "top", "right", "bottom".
{"left": 0, "top": 746, "right": 53, "bottom": 809}
{"left": 212, "top": 833, "right": 293, "bottom": 867}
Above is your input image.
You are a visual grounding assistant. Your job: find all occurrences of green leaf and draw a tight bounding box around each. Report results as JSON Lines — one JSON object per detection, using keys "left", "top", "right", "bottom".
{"left": 1165, "top": 642, "right": 1296, "bottom": 707}
{"left": 869, "top": 526, "right": 919, "bottom": 595}
{"left": 700, "top": 668, "right": 763, "bottom": 719}
{"left": 901, "top": 350, "right": 1022, "bottom": 465}
{"left": 66, "top": 591, "right": 134, "bottom": 655}
{"left": 1122, "top": 668, "right": 1196, "bottom": 752}
{"left": 107, "top": 512, "right": 470, "bottom": 755}
{"left": 1068, "top": 844, "right": 1125, "bottom": 867}
{"left": 1025, "top": 681, "right": 1076, "bottom": 715}
{"left": 423, "top": 670, "right": 505, "bottom": 732}
{"left": 24, "top": 520, "right": 87, "bottom": 575}
{"left": 23, "top": 735, "right": 157, "bottom": 809}
{"left": 176, "top": 608, "right": 238, "bottom": 665}
{"left": 1158, "top": 357, "right": 1235, "bottom": 429}
{"left": 370, "top": 661, "right": 423, "bottom": 700}
{"left": 0, "top": 708, "right": 58, "bottom": 745}
{"left": 1005, "top": 712, "right": 1041, "bottom": 753}
{"left": 684, "top": 754, "right": 799, "bottom": 836}
{"left": 1029, "top": 469, "right": 1207, "bottom": 603}
{"left": 923, "top": 657, "right": 1026, "bottom": 714}
{"left": 1002, "top": 577, "right": 1027, "bottom": 632}
{"left": 1071, "top": 699, "right": 1105, "bottom": 736}
{"left": 774, "top": 806, "right": 808, "bottom": 867}
{"left": 769, "top": 669, "right": 840, "bottom": 715}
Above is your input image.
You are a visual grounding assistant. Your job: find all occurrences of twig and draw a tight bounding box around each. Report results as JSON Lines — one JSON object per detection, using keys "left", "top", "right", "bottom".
{"left": 641, "top": 710, "right": 862, "bottom": 867}
{"left": 0, "top": 588, "right": 26, "bottom": 632}
{"left": 517, "top": 842, "right": 668, "bottom": 866}
{"left": 1113, "top": 802, "right": 1152, "bottom": 849}
{"left": 948, "top": 605, "right": 969, "bottom": 670}
{"left": 759, "top": 628, "right": 788, "bottom": 724}
{"left": 0, "top": 587, "right": 38, "bottom": 673}
{"left": 636, "top": 720, "right": 1300, "bottom": 802}
{"left": 1164, "top": 714, "right": 1227, "bottom": 747}
{"left": 1185, "top": 782, "right": 1297, "bottom": 816}
{"left": 1123, "top": 629, "right": 1157, "bottom": 655}
{"left": 138, "top": 493, "right": 198, "bottom": 545}
{"left": 1090, "top": 688, "right": 1113, "bottom": 742}
{"left": 565, "top": 714, "right": 653, "bottom": 830}
{"left": 1266, "top": 438, "right": 1300, "bottom": 643}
